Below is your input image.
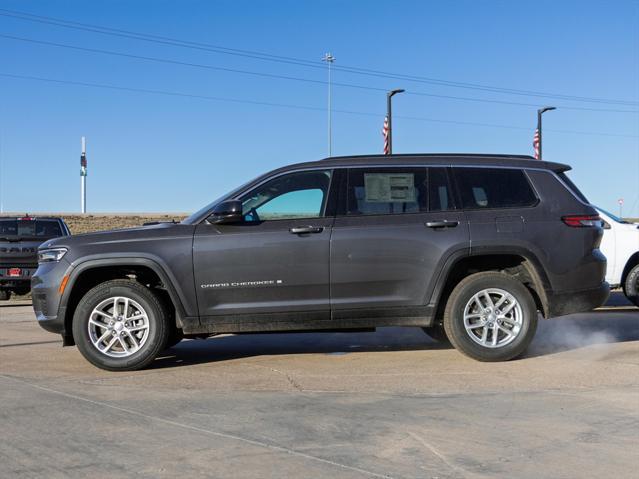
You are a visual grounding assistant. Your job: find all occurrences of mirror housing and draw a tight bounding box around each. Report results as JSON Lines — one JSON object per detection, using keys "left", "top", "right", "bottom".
{"left": 207, "top": 200, "right": 244, "bottom": 224}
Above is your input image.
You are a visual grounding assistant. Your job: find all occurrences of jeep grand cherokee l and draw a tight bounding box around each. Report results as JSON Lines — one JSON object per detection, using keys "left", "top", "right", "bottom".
{"left": 32, "top": 154, "right": 609, "bottom": 371}
{"left": 0, "top": 216, "right": 70, "bottom": 300}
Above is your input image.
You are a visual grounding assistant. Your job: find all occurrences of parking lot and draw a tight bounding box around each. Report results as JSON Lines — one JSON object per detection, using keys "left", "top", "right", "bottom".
{"left": 1, "top": 294, "right": 638, "bottom": 479}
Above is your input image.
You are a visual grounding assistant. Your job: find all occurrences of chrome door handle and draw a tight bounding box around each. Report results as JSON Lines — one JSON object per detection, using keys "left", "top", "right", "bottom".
{"left": 289, "top": 226, "right": 324, "bottom": 234}
{"left": 425, "top": 220, "right": 459, "bottom": 229}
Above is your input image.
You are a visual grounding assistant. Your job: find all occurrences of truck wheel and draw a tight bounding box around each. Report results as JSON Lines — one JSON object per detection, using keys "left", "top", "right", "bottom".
{"left": 0, "top": 290, "right": 9, "bottom": 301}
{"left": 443, "top": 272, "right": 538, "bottom": 362}
{"left": 624, "top": 264, "right": 639, "bottom": 307}
{"left": 72, "top": 279, "right": 169, "bottom": 371}
{"left": 422, "top": 323, "right": 450, "bottom": 344}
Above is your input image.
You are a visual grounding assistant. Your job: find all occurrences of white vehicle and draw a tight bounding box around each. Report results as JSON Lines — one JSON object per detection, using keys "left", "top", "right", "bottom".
{"left": 597, "top": 207, "right": 639, "bottom": 306}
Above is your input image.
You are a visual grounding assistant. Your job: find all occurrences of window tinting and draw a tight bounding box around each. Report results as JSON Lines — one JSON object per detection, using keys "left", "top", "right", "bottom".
{"left": 454, "top": 168, "right": 537, "bottom": 209}
{"left": 347, "top": 168, "right": 429, "bottom": 215}
{"left": 240, "top": 170, "right": 332, "bottom": 221}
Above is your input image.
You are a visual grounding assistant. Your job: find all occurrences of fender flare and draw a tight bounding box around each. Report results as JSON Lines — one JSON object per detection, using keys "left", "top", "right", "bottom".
{"left": 428, "top": 246, "right": 551, "bottom": 315}
{"left": 58, "top": 254, "right": 191, "bottom": 328}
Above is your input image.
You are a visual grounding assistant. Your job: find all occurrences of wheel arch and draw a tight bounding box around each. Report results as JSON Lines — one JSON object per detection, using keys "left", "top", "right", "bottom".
{"left": 429, "top": 248, "right": 551, "bottom": 322}
{"left": 59, "top": 256, "right": 190, "bottom": 345}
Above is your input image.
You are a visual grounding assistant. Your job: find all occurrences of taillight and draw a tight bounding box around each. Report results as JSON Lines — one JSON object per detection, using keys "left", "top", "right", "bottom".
{"left": 561, "top": 215, "right": 602, "bottom": 227}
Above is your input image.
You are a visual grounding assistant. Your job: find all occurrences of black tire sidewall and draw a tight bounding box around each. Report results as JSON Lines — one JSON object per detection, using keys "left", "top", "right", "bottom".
{"left": 72, "top": 281, "right": 168, "bottom": 371}
{"left": 624, "top": 265, "right": 639, "bottom": 307}
{"left": 444, "top": 273, "right": 538, "bottom": 361}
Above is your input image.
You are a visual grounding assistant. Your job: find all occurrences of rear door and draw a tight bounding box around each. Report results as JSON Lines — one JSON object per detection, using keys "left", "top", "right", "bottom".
{"left": 330, "top": 166, "right": 469, "bottom": 315}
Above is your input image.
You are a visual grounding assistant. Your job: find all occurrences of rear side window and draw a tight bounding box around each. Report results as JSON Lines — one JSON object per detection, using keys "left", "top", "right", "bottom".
{"left": 346, "top": 167, "right": 454, "bottom": 215}
{"left": 347, "top": 168, "right": 428, "bottom": 215}
{"left": 454, "top": 168, "right": 537, "bottom": 209}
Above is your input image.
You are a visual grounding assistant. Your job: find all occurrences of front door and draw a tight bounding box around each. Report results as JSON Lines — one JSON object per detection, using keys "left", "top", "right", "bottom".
{"left": 193, "top": 169, "right": 335, "bottom": 325}
{"left": 330, "top": 166, "right": 469, "bottom": 315}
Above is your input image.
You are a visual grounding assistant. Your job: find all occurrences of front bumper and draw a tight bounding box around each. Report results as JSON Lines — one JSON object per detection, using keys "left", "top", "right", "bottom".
{"left": 546, "top": 282, "right": 610, "bottom": 318}
{"left": 31, "top": 261, "right": 71, "bottom": 335}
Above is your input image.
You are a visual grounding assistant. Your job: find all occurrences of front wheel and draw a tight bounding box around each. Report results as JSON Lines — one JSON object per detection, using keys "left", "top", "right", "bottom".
{"left": 443, "top": 272, "right": 538, "bottom": 362}
{"left": 623, "top": 264, "right": 639, "bottom": 307}
{"left": 72, "top": 279, "right": 170, "bottom": 371}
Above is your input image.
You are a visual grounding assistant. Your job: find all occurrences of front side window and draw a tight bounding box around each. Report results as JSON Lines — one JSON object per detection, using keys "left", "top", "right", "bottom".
{"left": 346, "top": 168, "right": 429, "bottom": 215}
{"left": 454, "top": 168, "right": 538, "bottom": 209}
{"left": 240, "top": 170, "right": 332, "bottom": 221}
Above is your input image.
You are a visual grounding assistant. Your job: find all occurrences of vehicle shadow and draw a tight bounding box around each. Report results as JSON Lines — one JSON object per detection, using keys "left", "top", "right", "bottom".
{"left": 152, "top": 327, "right": 453, "bottom": 369}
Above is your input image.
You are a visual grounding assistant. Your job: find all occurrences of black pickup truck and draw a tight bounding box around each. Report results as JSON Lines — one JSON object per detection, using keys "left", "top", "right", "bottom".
{"left": 0, "top": 216, "right": 71, "bottom": 300}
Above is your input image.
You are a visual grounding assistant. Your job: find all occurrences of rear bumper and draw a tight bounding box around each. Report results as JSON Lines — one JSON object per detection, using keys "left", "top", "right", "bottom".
{"left": 546, "top": 282, "right": 610, "bottom": 318}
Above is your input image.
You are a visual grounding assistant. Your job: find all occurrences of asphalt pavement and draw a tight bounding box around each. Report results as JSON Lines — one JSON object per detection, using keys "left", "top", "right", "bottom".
{"left": 1, "top": 293, "right": 638, "bottom": 479}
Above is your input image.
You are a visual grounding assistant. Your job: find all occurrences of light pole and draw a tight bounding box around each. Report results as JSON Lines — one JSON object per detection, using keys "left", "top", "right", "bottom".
{"left": 536, "top": 106, "right": 556, "bottom": 161}
{"left": 322, "top": 53, "right": 335, "bottom": 157}
{"left": 386, "top": 89, "right": 405, "bottom": 155}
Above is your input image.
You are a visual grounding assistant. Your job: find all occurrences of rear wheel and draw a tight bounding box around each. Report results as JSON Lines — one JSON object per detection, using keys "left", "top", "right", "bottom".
{"left": 443, "top": 272, "right": 538, "bottom": 361}
{"left": 624, "top": 264, "right": 639, "bottom": 307}
{"left": 72, "top": 279, "right": 169, "bottom": 371}
{"left": 0, "top": 290, "right": 9, "bottom": 301}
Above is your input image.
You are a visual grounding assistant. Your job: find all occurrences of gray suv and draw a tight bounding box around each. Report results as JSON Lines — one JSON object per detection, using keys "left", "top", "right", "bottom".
{"left": 32, "top": 154, "right": 609, "bottom": 371}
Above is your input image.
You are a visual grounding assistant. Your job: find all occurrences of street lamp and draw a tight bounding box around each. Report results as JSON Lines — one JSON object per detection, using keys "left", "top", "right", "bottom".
{"left": 535, "top": 106, "right": 556, "bottom": 161}
{"left": 386, "top": 89, "right": 405, "bottom": 155}
{"left": 322, "top": 53, "right": 336, "bottom": 157}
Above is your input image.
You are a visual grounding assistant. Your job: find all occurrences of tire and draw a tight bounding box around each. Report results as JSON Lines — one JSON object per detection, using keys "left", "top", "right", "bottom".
{"left": 72, "top": 279, "right": 170, "bottom": 371}
{"left": 422, "top": 323, "right": 450, "bottom": 344}
{"left": 0, "top": 290, "right": 9, "bottom": 301}
{"left": 624, "top": 264, "right": 639, "bottom": 307}
{"left": 443, "top": 272, "right": 538, "bottom": 362}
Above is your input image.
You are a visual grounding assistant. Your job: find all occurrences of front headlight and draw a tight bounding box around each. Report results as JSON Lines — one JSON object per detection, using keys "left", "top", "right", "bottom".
{"left": 38, "top": 248, "right": 68, "bottom": 263}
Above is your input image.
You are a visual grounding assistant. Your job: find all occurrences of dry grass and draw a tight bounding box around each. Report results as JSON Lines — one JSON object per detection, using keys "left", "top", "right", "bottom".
{"left": 59, "top": 214, "right": 188, "bottom": 235}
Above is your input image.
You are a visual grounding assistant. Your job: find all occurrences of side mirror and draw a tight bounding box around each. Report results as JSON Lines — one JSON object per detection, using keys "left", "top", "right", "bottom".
{"left": 602, "top": 220, "right": 611, "bottom": 230}
{"left": 207, "top": 200, "right": 244, "bottom": 224}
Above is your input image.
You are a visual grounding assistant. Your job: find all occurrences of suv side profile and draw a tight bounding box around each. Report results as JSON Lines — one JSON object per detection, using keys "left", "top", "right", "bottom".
{"left": 32, "top": 154, "right": 608, "bottom": 371}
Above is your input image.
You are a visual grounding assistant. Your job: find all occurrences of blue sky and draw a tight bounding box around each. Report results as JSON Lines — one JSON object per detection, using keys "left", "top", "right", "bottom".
{"left": 0, "top": 0, "right": 637, "bottom": 216}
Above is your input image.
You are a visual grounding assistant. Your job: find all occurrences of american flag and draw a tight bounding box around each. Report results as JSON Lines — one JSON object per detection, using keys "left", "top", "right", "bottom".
{"left": 532, "top": 128, "right": 540, "bottom": 159}
{"left": 382, "top": 116, "right": 390, "bottom": 155}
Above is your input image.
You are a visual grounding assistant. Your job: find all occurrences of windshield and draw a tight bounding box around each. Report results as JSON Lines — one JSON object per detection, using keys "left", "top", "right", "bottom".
{"left": 597, "top": 207, "right": 630, "bottom": 224}
{"left": 0, "top": 219, "right": 63, "bottom": 240}
{"left": 181, "top": 177, "right": 260, "bottom": 224}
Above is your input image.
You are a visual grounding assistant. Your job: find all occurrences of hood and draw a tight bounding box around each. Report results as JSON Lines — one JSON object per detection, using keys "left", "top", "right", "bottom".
{"left": 40, "top": 222, "right": 195, "bottom": 251}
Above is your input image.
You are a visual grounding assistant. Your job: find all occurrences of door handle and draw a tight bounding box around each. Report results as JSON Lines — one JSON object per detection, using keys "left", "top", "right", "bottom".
{"left": 289, "top": 226, "right": 324, "bottom": 234}
{"left": 425, "top": 220, "right": 459, "bottom": 229}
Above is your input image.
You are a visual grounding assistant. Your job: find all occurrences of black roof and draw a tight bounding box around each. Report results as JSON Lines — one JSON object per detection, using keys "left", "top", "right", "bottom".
{"left": 285, "top": 153, "right": 571, "bottom": 172}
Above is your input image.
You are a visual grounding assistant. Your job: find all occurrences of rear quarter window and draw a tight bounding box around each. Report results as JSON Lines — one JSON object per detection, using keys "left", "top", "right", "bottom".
{"left": 454, "top": 168, "right": 538, "bottom": 209}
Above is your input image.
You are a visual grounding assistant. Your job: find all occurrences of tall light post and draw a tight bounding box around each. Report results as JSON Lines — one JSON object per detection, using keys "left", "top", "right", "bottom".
{"left": 386, "top": 89, "right": 405, "bottom": 155}
{"left": 322, "top": 52, "right": 335, "bottom": 157}
{"left": 535, "top": 106, "right": 556, "bottom": 161}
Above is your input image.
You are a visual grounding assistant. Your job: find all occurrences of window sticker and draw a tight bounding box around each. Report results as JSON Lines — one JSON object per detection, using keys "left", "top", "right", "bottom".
{"left": 364, "top": 173, "right": 416, "bottom": 203}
